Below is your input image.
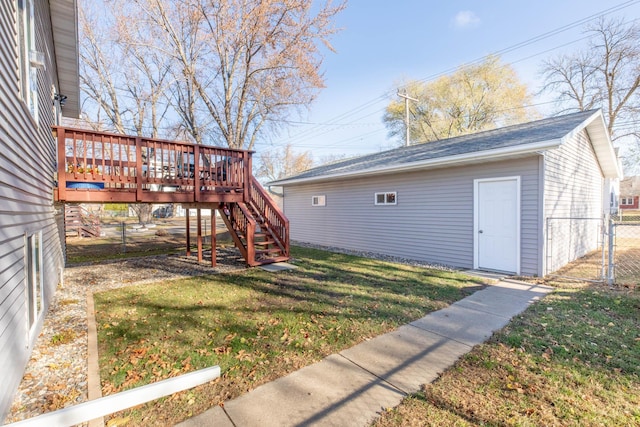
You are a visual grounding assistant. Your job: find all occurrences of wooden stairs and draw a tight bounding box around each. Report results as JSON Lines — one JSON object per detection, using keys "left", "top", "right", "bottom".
{"left": 53, "top": 125, "right": 289, "bottom": 266}
{"left": 219, "top": 178, "right": 289, "bottom": 266}
{"left": 64, "top": 204, "right": 103, "bottom": 238}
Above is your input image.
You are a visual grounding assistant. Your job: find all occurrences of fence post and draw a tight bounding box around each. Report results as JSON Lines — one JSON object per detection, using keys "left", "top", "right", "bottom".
{"left": 545, "top": 218, "right": 550, "bottom": 276}
{"left": 607, "top": 217, "right": 614, "bottom": 286}
{"left": 601, "top": 215, "right": 606, "bottom": 281}
{"left": 121, "top": 221, "right": 126, "bottom": 254}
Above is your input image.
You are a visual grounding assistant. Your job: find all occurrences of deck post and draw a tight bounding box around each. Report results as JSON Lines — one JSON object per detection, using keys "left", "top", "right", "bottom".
{"left": 197, "top": 208, "right": 203, "bottom": 262}
{"left": 56, "top": 127, "right": 67, "bottom": 201}
{"left": 244, "top": 152, "right": 252, "bottom": 203}
{"left": 211, "top": 209, "right": 216, "bottom": 267}
{"left": 185, "top": 209, "right": 191, "bottom": 256}
{"left": 135, "top": 137, "right": 143, "bottom": 201}
{"left": 194, "top": 145, "right": 201, "bottom": 203}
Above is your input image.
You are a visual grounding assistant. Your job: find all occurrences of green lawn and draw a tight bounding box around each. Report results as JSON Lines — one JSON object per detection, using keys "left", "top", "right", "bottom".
{"left": 374, "top": 282, "right": 640, "bottom": 426}
{"left": 94, "top": 246, "right": 485, "bottom": 425}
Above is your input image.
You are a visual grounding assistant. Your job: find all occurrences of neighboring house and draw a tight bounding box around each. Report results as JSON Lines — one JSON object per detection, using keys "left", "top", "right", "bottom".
{"left": 619, "top": 176, "right": 640, "bottom": 209}
{"left": 271, "top": 110, "right": 621, "bottom": 277}
{"left": 0, "top": 0, "right": 80, "bottom": 421}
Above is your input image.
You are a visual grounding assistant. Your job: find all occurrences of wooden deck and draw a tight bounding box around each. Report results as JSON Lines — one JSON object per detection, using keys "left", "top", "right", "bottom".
{"left": 54, "top": 126, "right": 252, "bottom": 204}
{"left": 53, "top": 126, "right": 289, "bottom": 266}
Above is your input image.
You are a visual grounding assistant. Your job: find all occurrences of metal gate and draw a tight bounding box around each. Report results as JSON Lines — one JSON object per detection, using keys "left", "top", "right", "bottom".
{"left": 608, "top": 220, "right": 640, "bottom": 286}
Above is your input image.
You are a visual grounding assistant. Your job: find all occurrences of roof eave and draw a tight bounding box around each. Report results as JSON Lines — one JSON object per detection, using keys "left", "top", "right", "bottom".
{"left": 270, "top": 139, "right": 563, "bottom": 186}
{"left": 50, "top": 0, "right": 80, "bottom": 118}
{"left": 585, "top": 112, "right": 623, "bottom": 179}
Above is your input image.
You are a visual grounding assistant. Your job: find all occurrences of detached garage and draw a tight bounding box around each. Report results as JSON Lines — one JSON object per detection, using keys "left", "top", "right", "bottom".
{"left": 270, "top": 110, "right": 622, "bottom": 277}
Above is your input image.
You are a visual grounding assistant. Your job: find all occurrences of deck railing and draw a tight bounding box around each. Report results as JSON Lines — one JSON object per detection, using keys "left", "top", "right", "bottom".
{"left": 54, "top": 126, "right": 252, "bottom": 204}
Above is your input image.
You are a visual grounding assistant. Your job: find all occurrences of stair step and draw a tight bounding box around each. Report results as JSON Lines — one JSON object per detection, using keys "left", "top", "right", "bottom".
{"left": 252, "top": 255, "right": 290, "bottom": 266}
{"left": 256, "top": 248, "right": 284, "bottom": 255}
{"left": 254, "top": 239, "right": 275, "bottom": 246}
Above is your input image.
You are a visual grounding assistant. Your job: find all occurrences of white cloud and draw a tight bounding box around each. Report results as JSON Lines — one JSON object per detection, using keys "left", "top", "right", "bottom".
{"left": 452, "top": 10, "right": 480, "bottom": 29}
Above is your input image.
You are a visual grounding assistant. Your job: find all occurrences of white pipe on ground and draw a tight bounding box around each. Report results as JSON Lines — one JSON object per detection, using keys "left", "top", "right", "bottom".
{"left": 6, "top": 366, "right": 221, "bottom": 427}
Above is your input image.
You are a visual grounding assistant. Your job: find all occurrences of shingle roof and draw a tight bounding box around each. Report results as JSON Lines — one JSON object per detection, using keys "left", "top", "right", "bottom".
{"left": 271, "top": 110, "right": 606, "bottom": 185}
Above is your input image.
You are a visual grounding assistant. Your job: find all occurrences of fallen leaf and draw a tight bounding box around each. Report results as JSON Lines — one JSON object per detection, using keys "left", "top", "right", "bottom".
{"left": 106, "top": 416, "right": 131, "bottom": 427}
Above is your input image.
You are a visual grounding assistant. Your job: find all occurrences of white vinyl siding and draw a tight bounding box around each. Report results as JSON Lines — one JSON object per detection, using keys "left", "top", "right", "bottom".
{"left": 543, "top": 129, "right": 604, "bottom": 274}
{"left": 284, "top": 157, "right": 540, "bottom": 275}
{"left": 0, "top": 1, "right": 64, "bottom": 420}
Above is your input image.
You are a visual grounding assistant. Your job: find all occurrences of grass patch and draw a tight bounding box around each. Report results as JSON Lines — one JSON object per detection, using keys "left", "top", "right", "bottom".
{"left": 374, "top": 283, "right": 640, "bottom": 427}
{"left": 94, "top": 246, "right": 484, "bottom": 425}
{"left": 50, "top": 329, "right": 78, "bottom": 346}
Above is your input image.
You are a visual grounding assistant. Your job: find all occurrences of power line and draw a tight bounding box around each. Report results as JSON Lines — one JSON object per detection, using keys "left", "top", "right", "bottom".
{"left": 82, "top": 0, "right": 640, "bottom": 152}
{"left": 277, "top": 0, "right": 640, "bottom": 149}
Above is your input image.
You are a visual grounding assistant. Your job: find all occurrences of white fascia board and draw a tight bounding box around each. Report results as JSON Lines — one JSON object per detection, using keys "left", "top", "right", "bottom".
{"left": 273, "top": 139, "right": 562, "bottom": 186}
{"left": 564, "top": 110, "right": 622, "bottom": 179}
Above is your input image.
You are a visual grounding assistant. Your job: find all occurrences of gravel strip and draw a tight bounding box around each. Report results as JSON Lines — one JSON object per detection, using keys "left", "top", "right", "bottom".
{"left": 6, "top": 249, "right": 245, "bottom": 424}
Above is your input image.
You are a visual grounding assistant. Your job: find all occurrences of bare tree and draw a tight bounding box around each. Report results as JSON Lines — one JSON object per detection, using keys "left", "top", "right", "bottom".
{"left": 255, "top": 144, "right": 314, "bottom": 182}
{"left": 131, "top": 0, "right": 346, "bottom": 150}
{"left": 79, "top": 5, "right": 127, "bottom": 133}
{"left": 384, "top": 56, "right": 534, "bottom": 144}
{"left": 79, "top": 0, "right": 174, "bottom": 138}
{"left": 541, "top": 17, "right": 640, "bottom": 141}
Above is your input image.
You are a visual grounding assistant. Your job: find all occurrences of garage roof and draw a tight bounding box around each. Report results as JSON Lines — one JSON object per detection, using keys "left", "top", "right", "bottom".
{"left": 270, "top": 110, "right": 622, "bottom": 186}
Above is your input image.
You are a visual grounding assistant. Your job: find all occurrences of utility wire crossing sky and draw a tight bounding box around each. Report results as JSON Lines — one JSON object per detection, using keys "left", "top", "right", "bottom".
{"left": 262, "top": 0, "right": 640, "bottom": 160}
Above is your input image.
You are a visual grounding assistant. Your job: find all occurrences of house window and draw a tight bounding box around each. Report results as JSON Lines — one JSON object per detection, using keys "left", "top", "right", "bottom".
{"left": 375, "top": 192, "right": 397, "bottom": 205}
{"left": 25, "top": 230, "right": 43, "bottom": 337}
{"left": 621, "top": 197, "right": 632, "bottom": 205}
{"left": 17, "top": 0, "right": 38, "bottom": 122}
{"left": 312, "top": 195, "right": 326, "bottom": 206}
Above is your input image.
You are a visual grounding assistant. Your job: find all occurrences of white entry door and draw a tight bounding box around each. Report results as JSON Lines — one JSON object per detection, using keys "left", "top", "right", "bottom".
{"left": 474, "top": 177, "right": 520, "bottom": 274}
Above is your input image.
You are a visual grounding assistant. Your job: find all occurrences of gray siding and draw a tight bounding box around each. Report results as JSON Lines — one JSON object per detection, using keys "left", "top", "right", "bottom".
{"left": 0, "top": 2, "right": 65, "bottom": 420}
{"left": 543, "top": 130, "right": 604, "bottom": 274}
{"left": 284, "top": 157, "right": 540, "bottom": 276}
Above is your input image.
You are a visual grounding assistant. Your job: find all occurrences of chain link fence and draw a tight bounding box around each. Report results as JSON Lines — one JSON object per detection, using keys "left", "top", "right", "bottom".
{"left": 545, "top": 217, "right": 606, "bottom": 282}
{"left": 544, "top": 215, "right": 640, "bottom": 286}
{"left": 608, "top": 220, "right": 640, "bottom": 286}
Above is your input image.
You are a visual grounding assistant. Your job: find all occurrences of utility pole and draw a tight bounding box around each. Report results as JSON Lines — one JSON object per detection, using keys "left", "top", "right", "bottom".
{"left": 397, "top": 92, "right": 418, "bottom": 146}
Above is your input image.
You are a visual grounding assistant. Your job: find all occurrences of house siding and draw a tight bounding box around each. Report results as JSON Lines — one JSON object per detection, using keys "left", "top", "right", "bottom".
{"left": 284, "top": 157, "right": 540, "bottom": 276}
{"left": 0, "top": 1, "right": 65, "bottom": 420}
{"left": 543, "top": 129, "right": 604, "bottom": 274}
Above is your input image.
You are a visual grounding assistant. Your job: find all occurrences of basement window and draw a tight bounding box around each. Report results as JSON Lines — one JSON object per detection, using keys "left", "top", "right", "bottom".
{"left": 375, "top": 192, "right": 397, "bottom": 205}
{"left": 25, "top": 230, "right": 43, "bottom": 339}
{"left": 312, "top": 195, "right": 326, "bottom": 206}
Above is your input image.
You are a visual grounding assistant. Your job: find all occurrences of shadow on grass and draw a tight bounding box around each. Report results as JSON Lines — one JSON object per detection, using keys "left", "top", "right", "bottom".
{"left": 94, "top": 245, "right": 488, "bottom": 389}
{"left": 374, "top": 283, "right": 640, "bottom": 426}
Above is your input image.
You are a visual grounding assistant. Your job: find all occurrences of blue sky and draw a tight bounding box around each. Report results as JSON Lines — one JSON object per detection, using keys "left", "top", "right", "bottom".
{"left": 258, "top": 0, "right": 640, "bottom": 161}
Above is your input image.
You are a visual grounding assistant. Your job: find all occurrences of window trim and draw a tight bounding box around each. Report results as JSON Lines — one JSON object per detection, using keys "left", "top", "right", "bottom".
{"left": 374, "top": 191, "right": 397, "bottom": 206}
{"left": 311, "top": 195, "right": 326, "bottom": 206}
{"left": 25, "top": 230, "right": 43, "bottom": 343}
{"left": 17, "top": 0, "right": 38, "bottom": 122}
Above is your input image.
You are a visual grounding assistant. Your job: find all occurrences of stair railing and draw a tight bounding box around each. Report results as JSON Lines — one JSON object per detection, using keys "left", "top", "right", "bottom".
{"left": 220, "top": 202, "right": 256, "bottom": 265}
{"left": 65, "top": 204, "right": 102, "bottom": 237}
{"left": 249, "top": 177, "right": 289, "bottom": 257}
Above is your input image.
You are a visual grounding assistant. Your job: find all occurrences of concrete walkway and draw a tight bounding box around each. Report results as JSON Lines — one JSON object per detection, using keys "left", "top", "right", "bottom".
{"left": 178, "top": 280, "right": 553, "bottom": 427}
